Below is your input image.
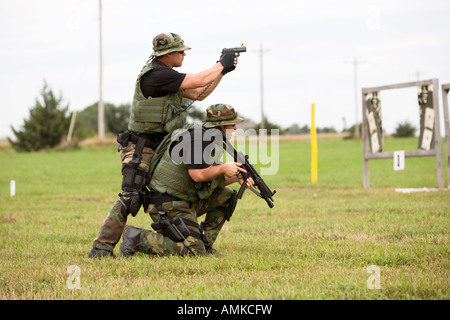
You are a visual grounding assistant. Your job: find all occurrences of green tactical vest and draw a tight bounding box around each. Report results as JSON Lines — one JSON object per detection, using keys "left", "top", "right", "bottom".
{"left": 149, "top": 126, "right": 225, "bottom": 203}
{"left": 128, "top": 61, "right": 186, "bottom": 134}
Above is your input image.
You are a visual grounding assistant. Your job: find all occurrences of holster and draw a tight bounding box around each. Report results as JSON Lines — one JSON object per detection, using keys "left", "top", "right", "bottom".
{"left": 151, "top": 212, "right": 190, "bottom": 242}
{"left": 116, "top": 130, "right": 165, "bottom": 217}
{"left": 151, "top": 210, "right": 209, "bottom": 245}
{"left": 224, "top": 190, "right": 238, "bottom": 221}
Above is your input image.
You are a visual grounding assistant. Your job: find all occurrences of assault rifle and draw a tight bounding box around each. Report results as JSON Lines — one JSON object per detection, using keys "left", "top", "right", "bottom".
{"left": 221, "top": 131, "right": 276, "bottom": 208}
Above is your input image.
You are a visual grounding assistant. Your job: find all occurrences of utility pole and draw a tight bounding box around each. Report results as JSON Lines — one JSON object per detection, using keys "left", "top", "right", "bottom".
{"left": 345, "top": 57, "right": 365, "bottom": 139}
{"left": 410, "top": 69, "right": 426, "bottom": 81}
{"left": 254, "top": 44, "right": 269, "bottom": 130}
{"left": 98, "top": 0, "right": 105, "bottom": 141}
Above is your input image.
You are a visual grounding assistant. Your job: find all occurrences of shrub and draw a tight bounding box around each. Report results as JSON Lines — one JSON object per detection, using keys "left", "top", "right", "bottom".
{"left": 393, "top": 121, "right": 416, "bottom": 138}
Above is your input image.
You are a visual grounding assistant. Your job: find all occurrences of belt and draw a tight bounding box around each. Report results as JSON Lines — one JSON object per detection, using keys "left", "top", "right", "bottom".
{"left": 128, "top": 131, "right": 166, "bottom": 148}
{"left": 149, "top": 190, "right": 183, "bottom": 210}
{"left": 117, "top": 130, "right": 166, "bottom": 149}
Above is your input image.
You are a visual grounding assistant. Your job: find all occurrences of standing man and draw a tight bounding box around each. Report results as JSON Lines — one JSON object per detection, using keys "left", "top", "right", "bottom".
{"left": 119, "top": 104, "right": 254, "bottom": 257}
{"left": 88, "top": 33, "right": 238, "bottom": 258}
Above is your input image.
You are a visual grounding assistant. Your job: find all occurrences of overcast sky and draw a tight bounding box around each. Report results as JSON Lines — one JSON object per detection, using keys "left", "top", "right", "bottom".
{"left": 1, "top": 0, "right": 449, "bottom": 139}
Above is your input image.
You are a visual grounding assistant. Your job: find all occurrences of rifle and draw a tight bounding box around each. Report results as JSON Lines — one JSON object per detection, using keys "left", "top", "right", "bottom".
{"left": 221, "top": 131, "right": 276, "bottom": 208}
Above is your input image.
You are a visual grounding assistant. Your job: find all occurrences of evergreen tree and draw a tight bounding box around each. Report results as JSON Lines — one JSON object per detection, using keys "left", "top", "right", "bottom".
{"left": 74, "top": 102, "right": 130, "bottom": 139}
{"left": 8, "top": 81, "right": 70, "bottom": 151}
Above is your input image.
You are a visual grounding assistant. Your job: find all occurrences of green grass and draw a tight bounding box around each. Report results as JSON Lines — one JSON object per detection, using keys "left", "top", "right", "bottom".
{"left": 0, "top": 137, "right": 448, "bottom": 299}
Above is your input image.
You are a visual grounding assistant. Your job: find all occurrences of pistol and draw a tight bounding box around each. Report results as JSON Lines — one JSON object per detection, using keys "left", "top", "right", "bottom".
{"left": 221, "top": 46, "right": 247, "bottom": 56}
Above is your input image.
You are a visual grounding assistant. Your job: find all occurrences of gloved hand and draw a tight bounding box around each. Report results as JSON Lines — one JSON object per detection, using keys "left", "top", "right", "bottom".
{"left": 218, "top": 53, "right": 237, "bottom": 75}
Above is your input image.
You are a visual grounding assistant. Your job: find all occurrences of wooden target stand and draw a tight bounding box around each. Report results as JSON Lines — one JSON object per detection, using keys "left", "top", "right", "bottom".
{"left": 361, "top": 79, "right": 449, "bottom": 189}
{"left": 441, "top": 83, "right": 450, "bottom": 188}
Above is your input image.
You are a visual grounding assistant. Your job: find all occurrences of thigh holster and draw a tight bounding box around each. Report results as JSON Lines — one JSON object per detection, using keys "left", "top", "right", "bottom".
{"left": 117, "top": 131, "right": 165, "bottom": 217}
{"left": 224, "top": 190, "right": 238, "bottom": 221}
{"left": 151, "top": 211, "right": 210, "bottom": 246}
{"left": 148, "top": 191, "right": 210, "bottom": 246}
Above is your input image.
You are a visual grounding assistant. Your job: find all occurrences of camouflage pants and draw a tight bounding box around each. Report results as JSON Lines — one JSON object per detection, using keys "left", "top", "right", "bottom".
{"left": 135, "top": 186, "right": 234, "bottom": 256}
{"left": 91, "top": 141, "right": 154, "bottom": 252}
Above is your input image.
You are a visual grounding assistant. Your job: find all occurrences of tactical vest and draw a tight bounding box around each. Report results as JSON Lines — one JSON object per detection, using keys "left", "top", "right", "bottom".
{"left": 149, "top": 126, "right": 225, "bottom": 203}
{"left": 128, "top": 61, "right": 186, "bottom": 134}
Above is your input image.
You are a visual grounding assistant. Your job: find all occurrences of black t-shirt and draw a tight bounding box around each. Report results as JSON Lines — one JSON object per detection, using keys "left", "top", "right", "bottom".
{"left": 140, "top": 60, "right": 186, "bottom": 98}
{"left": 169, "top": 126, "right": 224, "bottom": 170}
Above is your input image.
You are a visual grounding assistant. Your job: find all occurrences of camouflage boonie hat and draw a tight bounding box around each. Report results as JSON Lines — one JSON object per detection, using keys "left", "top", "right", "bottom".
{"left": 151, "top": 32, "right": 191, "bottom": 57}
{"left": 203, "top": 104, "right": 243, "bottom": 128}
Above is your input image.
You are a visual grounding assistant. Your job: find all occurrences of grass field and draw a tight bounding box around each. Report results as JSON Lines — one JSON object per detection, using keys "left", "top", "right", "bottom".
{"left": 0, "top": 136, "right": 448, "bottom": 300}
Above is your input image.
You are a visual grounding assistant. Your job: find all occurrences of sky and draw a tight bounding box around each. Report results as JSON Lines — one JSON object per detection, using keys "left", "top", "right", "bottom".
{"left": 1, "top": 0, "right": 450, "bottom": 140}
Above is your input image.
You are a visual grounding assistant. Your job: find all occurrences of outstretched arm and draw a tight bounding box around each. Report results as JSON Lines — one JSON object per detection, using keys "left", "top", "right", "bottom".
{"left": 181, "top": 54, "right": 237, "bottom": 100}
{"left": 181, "top": 65, "right": 224, "bottom": 101}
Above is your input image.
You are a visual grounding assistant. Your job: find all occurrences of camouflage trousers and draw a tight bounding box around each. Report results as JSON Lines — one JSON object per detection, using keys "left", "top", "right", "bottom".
{"left": 135, "top": 186, "right": 234, "bottom": 256}
{"left": 91, "top": 141, "right": 154, "bottom": 252}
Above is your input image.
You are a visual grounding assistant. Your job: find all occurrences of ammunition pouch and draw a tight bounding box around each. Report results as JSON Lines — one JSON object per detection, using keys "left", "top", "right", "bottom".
{"left": 122, "top": 165, "right": 147, "bottom": 192}
{"left": 224, "top": 190, "right": 238, "bottom": 221}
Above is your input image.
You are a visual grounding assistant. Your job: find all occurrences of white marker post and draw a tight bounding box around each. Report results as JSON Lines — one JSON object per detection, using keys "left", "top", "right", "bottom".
{"left": 10, "top": 180, "right": 16, "bottom": 197}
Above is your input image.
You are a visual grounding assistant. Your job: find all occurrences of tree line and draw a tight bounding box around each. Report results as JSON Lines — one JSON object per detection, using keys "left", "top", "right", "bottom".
{"left": 8, "top": 82, "right": 416, "bottom": 152}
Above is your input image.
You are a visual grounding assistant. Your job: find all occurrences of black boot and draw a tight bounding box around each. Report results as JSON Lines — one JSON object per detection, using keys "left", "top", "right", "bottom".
{"left": 120, "top": 225, "right": 143, "bottom": 258}
{"left": 205, "top": 245, "right": 223, "bottom": 255}
{"left": 88, "top": 247, "right": 116, "bottom": 259}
